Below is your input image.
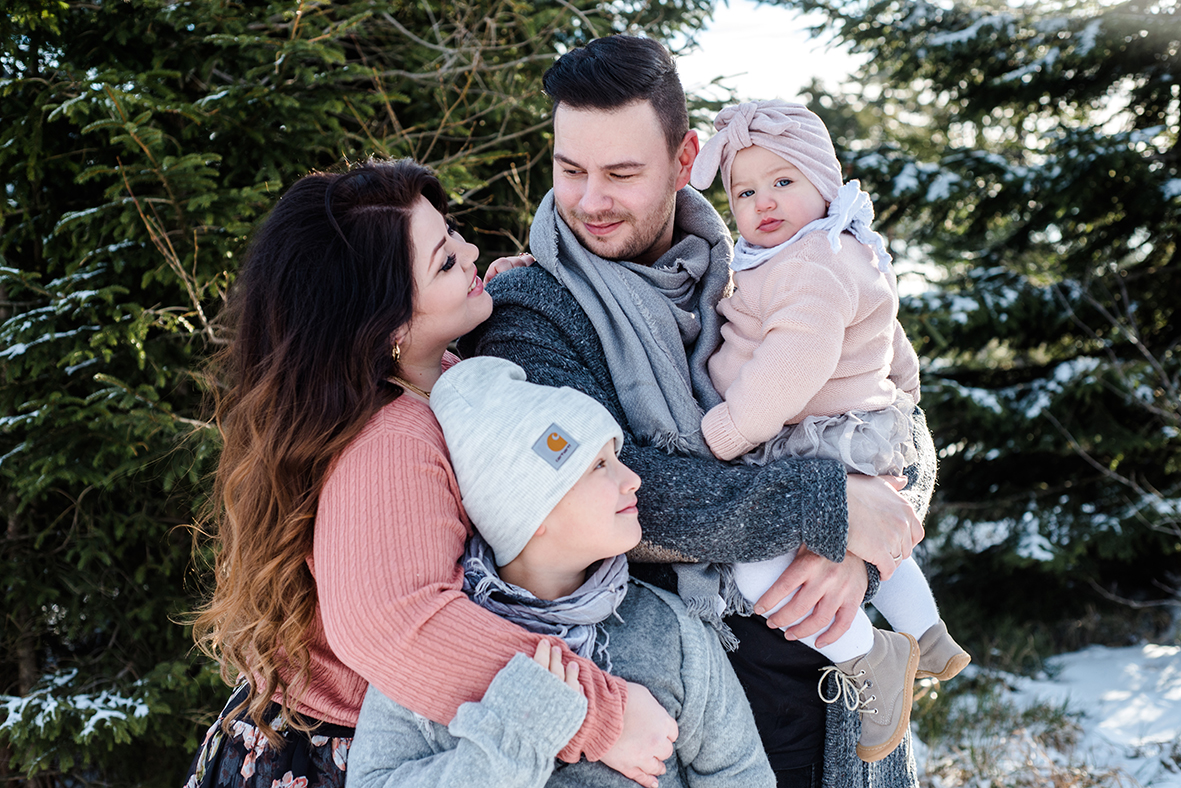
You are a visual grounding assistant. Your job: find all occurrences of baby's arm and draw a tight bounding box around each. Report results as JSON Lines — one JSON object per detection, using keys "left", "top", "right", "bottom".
{"left": 346, "top": 649, "right": 587, "bottom": 788}
{"left": 701, "top": 251, "right": 858, "bottom": 460}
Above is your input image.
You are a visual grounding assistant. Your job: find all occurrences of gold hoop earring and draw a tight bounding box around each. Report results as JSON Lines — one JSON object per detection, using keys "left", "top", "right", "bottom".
{"left": 391, "top": 341, "right": 401, "bottom": 364}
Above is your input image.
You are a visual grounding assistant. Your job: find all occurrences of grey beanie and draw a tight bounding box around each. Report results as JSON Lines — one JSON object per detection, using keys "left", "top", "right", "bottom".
{"left": 430, "top": 357, "right": 624, "bottom": 566}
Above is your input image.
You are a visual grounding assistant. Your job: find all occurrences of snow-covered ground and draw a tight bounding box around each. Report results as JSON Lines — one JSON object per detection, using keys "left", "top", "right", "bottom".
{"left": 914, "top": 643, "right": 1181, "bottom": 787}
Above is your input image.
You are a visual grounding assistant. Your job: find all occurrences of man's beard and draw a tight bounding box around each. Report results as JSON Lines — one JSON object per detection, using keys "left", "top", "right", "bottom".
{"left": 560, "top": 190, "right": 676, "bottom": 264}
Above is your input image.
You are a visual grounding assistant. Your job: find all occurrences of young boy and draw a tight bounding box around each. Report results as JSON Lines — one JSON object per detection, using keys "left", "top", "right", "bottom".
{"left": 689, "top": 100, "right": 971, "bottom": 763}
{"left": 345, "top": 357, "right": 774, "bottom": 788}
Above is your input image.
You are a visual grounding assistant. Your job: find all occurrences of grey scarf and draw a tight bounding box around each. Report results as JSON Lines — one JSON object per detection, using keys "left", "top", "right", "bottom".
{"left": 529, "top": 187, "right": 733, "bottom": 457}
{"left": 530, "top": 187, "right": 742, "bottom": 645}
{"left": 462, "top": 535, "right": 629, "bottom": 670}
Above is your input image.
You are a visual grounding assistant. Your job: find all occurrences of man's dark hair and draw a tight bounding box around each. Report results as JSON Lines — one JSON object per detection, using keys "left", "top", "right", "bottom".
{"left": 543, "top": 35, "right": 689, "bottom": 157}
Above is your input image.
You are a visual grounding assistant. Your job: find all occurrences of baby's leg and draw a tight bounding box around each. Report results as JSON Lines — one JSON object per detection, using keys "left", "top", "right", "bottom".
{"left": 870, "top": 556, "right": 939, "bottom": 638}
{"left": 874, "top": 557, "right": 971, "bottom": 681}
{"left": 732, "top": 551, "right": 875, "bottom": 664}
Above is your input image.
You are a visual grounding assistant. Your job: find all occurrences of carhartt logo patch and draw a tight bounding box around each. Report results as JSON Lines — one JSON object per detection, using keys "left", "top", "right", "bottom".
{"left": 533, "top": 424, "right": 579, "bottom": 469}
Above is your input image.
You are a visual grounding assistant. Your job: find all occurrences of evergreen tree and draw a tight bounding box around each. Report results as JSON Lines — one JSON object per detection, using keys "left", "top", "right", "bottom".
{"left": 0, "top": 1, "right": 709, "bottom": 782}
{"left": 769, "top": 0, "right": 1180, "bottom": 653}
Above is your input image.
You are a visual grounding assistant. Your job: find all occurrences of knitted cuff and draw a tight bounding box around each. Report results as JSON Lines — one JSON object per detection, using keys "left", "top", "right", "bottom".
{"left": 451, "top": 653, "right": 588, "bottom": 758}
{"left": 796, "top": 460, "right": 849, "bottom": 563}
{"left": 701, "top": 403, "right": 757, "bottom": 461}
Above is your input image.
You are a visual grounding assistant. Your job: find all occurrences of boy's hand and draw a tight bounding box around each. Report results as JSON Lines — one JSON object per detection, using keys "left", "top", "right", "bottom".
{"left": 484, "top": 252, "right": 535, "bottom": 282}
{"left": 599, "top": 682, "right": 678, "bottom": 788}
{"left": 757, "top": 548, "right": 869, "bottom": 648}
{"left": 531, "top": 639, "right": 582, "bottom": 694}
{"left": 845, "top": 474, "right": 923, "bottom": 581}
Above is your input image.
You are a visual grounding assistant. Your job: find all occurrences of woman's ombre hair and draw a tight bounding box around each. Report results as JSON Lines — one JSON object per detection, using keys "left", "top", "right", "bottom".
{"left": 193, "top": 158, "right": 446, "bottom": 744}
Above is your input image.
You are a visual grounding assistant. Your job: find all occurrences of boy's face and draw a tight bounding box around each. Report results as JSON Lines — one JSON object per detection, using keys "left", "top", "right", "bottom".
{"left": 729, "top": 145, "right": 828, "bottom": 249}
{"left": 539, "top": 440, "right": 642, "bottom": 564}
{"left": 552, "top": 100, "right": 697, "bottom": 266}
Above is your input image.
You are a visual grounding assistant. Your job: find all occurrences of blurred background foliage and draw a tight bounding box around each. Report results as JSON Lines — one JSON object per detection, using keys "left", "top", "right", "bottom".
{"left": 1, "top": 0, "right": 1177, "bottom": 783}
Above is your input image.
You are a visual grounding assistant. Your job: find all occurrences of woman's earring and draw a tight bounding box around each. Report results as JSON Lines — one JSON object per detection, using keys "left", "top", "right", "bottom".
{"left": 391, "top": 341, "right": 401, "bottom": 365}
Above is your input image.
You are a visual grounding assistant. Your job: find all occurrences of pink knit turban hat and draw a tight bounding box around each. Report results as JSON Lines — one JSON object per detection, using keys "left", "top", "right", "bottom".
{"left": 690, "top": 100, "right": 844, "bottom": 205}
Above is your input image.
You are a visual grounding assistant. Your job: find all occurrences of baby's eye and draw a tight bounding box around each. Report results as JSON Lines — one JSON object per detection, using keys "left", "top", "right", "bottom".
{"left": 736, "top": 188, "right": 754, "bottom": 199}
{"left": 775, "top": 178, "right": 793, "bottom": 187}
{"left": 441, "top": 253, "right": 457, "bottom": 272}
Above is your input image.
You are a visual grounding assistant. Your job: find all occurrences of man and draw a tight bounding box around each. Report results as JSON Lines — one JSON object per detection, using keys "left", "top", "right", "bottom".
{"left": 461, "top": 35, "right": 933, "bottom": 788}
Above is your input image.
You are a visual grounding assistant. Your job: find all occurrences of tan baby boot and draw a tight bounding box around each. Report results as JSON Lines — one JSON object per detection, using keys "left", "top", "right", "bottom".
{"left": 820, "top": 628, "right": 920, "bottom": 763}
{"left": 915, "top": 619, "right": 971, "bottom": 681}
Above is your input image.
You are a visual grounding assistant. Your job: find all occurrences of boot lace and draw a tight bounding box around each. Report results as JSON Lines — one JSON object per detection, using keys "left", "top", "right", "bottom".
{"left": 818, "top": 666, "right": 877, "bottom": 715}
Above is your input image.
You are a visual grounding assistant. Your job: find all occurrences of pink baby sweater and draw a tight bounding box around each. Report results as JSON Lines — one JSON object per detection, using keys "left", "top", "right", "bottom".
{"left": 287, "top": 355, "right": 626, "bottom": 762}
{"left": 703, "top": 231, "right": 921, "bottom": 461}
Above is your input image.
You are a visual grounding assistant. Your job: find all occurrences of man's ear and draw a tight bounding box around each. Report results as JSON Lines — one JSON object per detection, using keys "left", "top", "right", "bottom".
{"left": 674, "top": 129, "right": 700, "bottom": 191}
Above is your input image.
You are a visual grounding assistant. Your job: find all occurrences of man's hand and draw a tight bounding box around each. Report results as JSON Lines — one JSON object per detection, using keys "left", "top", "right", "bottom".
{"left": 598, "top": 681, "right": 678, "bottom": 788}
{"left": 484, "top": 252, "right": 535, "bottom": 282}
{"left": 756, "top": 548, "right": 870, "bottom": 648}
{"left": 845, "top": 474, "right": 923, "bottom": 581}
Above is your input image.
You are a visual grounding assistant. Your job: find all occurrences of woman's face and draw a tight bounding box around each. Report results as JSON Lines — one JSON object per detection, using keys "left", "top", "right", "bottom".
{"left": 402, "top": 196, "right": 493, "bottom": 355}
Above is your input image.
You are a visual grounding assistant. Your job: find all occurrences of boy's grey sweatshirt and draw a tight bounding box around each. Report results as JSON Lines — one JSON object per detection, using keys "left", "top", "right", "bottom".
{"left": 345, "top": 580, "right": 775, "bottom": 788}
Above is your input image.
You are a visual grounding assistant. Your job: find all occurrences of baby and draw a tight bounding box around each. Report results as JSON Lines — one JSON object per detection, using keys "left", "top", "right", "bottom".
{"left": 346, "top": 357, "right": 774, "bottom": 788}
{"left": 690, "top": 100, "right": 970, "bottom": 763}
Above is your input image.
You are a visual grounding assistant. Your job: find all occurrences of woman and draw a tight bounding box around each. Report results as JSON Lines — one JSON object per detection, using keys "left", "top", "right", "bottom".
{"left": 187, "top": 159, "right": 676, "bottom": 788}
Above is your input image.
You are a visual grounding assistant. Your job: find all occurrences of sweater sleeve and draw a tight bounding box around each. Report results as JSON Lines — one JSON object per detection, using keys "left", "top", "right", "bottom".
{"left": 461, "top": 270, "right": 851, "bottom": 566}
{"left": 314, "top": 417, "right": 625, "bottom": 763}
{"left": 346, "top": 654, "right": 588, "bottom": 788}
{"left": 889, "top": 319, "right": 922, "bottom": 403}
{"left": 701, "top": 252, "right": 858, "bottom": 460}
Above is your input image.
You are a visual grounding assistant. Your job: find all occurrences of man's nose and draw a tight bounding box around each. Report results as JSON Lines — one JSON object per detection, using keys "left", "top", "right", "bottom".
{"left": 580, "top": 174, "right": 613, "bottom": 215}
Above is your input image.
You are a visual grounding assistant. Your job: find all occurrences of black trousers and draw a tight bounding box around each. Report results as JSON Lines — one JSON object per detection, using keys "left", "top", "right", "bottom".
{"left": 724, "top": 614, "right": 830, "bottom": 776}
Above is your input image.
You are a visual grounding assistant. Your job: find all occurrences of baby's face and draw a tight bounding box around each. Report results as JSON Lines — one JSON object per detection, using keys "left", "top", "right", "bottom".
{"left": 729, "top": 145, "right": 828, "bottom": 248}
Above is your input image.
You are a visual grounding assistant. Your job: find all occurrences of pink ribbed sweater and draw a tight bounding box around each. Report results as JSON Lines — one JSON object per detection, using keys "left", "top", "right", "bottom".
{"left": 703, "top": 232, "right": 921, "bottom": 461}
{"left": 288, "top": 355, "right": 626, "bottom": 762}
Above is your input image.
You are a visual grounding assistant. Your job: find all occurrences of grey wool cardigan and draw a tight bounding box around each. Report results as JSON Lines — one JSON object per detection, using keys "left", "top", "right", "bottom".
{"left": 460, "top": 264, "right": 937, "bottom": 788}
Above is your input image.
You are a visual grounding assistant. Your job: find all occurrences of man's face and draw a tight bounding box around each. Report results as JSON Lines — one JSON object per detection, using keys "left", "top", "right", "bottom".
{"left": 552, "top": 100, "right": 696, "bottom": 266}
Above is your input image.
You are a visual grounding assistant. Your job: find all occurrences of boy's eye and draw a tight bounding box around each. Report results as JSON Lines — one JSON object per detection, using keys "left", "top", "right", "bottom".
{"left": 775, "top": 178, "right": 793, "bottom": 187}
{"left": 736, "top": 189, "right": 754, "bottom": 199}
{"left": 441, "top": 253, "right": 457, "bottom": 272}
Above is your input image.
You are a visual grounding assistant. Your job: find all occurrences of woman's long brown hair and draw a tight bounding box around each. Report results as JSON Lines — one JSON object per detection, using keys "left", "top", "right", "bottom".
{"left": 192, "top": 159, "right": 448, "bottom": 745}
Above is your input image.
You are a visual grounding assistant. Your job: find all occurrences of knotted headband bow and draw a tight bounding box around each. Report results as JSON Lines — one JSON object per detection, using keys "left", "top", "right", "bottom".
{"left": 690, "top": 99, "right": 844, "bottom": 205}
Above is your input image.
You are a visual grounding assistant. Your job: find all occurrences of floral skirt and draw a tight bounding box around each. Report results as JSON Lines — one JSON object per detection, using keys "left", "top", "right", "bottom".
{"left": 183, "top": 684, "right": 353, "bottom": 788}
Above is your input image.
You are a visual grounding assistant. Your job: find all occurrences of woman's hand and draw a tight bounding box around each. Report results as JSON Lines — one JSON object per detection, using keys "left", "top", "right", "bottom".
{"left": 845, "top": 474, "right": 923, "bottom": 581}
{"left": 484, "top": 252, "right": 535, "bottom": 282}
{"left": 530, "top": 639, "right": 582, "bottom": 694}
{"left": 758, "top": 548, "right": 869, "bottom": 648}
{"left": 598, "top": 681, "right": 678, "bottom": 788}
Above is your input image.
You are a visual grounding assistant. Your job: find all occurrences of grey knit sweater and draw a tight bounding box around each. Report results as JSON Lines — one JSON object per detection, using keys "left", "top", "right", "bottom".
{"left": 460, "top": 265, "right": 935, "bottom": 788}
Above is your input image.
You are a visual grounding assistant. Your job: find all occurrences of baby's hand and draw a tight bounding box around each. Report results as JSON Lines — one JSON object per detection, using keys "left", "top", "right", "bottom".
{"left": 531, "top": 639, "right": 582, "bottom": 694}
